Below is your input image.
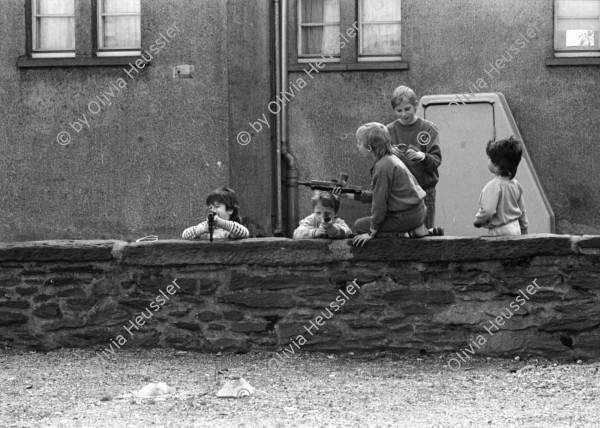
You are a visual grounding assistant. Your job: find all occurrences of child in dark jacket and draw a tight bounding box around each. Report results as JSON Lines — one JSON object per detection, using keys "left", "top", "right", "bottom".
{"left": 387, "top": 86, "right": 442, "bottom": 230}
{"left": 345, "top": 122, "right": 429, "bottom": 247}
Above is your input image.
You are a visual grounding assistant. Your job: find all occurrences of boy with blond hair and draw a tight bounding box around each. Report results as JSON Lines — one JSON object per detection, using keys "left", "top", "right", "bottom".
{"left": 387, "top": 86, "right": 442, "bottom": 231}
{"left": 344, "top": 122, "right": 429, "bottom": 247}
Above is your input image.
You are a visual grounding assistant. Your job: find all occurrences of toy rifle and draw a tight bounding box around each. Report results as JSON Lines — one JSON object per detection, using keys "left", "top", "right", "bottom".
{"left": 393, "top": 144, "right": 408, "bottom": 154}
{"left": 298, "top": 173, "right": 362, "bottom": 195}
{"left": 207, "top": 212, "right": 215, "bottom": 242}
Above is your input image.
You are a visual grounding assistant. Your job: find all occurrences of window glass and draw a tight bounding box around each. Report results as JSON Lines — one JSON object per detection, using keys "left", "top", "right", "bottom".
{"left": 299, "top": 0, "right": 340, "bottom": 56}
{"left": 100, "top": 0, "right": 141, "bottom": 50}
{"left": 555, "top": 0, "right": 600, "bottom": 52}
{"left": 359, "top": 0, "right": 401, "bottom": 56}
{"left": 34, "top": 0, "right": 75, "bottom": 52}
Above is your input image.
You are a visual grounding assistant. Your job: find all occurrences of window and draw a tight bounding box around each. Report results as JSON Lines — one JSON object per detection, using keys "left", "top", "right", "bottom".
{"left": 555, "top": 0, "right": 600, "bottom": 57}
{"left": 28, "top": 0, "right": 141, "bottom": 60}
{"left": 298, "top": 0, "right": 341, "bottom": 60}
{"left": 358, "top": 0, "right": 401, "bottom": 61}
{"left": 290, "top": 0, "right": 405, "bottom": 70}
{"left": 97, "top": 0, "right": 141, "bottom": 57}
{"left": 32, "top": 0, "right": 76, "bottom": 58}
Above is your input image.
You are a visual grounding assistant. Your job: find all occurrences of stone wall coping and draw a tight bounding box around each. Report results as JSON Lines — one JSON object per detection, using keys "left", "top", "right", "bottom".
{"left": 0, "top": 234, "right": 594, "bottom": 265}
{"left": 0, "top": 240, "right": 118, "bottom": 263}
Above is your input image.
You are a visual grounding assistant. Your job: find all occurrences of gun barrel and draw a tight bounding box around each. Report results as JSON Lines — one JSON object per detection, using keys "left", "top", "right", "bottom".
{"left": 208, "top": 212, "right": 215, "bottom": 242}
{"left": 297, "top": 182, "right": 361, "bottom": 194}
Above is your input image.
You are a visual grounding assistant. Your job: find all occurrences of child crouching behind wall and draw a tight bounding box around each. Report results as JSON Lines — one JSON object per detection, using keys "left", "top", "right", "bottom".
{"left": 182, "top": 187, "right": 249, "bottom": 240}
{"left": 343, "top": 122, "right": 429, "bottom": 247}
{"left": 293, "top": 191, "right": 352, "bottom": 239}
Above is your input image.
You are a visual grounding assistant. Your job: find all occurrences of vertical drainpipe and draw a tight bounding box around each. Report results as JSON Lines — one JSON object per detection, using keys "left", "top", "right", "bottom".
{"left": 273, "top": 0, "right": 284, "bottom": 236}
{"left": 280, "top": 0, "right": 299, "bottom": 236}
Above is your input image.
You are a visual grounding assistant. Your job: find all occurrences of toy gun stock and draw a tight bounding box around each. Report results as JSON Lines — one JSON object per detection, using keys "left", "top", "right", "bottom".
{"left": 298, "top": 173, "right": 362, "bottom": 195}
{"left": 207, "top": 212, "right": 215, "bottom": 242}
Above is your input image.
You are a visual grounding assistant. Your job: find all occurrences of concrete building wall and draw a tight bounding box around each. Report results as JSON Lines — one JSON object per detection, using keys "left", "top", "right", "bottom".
{"left": 0, "top": 0, "right": 274, "bottom": 242}
{"left": 288, "top": 0, "right": 600, "bottom": 235}
{"left": 1, "top": 0, "right": 599, "bottom": 241}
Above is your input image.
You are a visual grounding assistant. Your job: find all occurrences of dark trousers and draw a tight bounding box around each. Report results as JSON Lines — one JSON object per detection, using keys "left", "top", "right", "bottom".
{"left": 424, "top": 187, "right": 436, "bottom": 229}
{"left": 355, "top": 201, "right": 427, "bottom": 235}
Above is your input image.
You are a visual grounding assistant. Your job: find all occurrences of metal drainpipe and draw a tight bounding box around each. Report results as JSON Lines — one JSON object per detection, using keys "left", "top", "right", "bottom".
{"left": 280, "top": 0, "right": 299, "bottom": 236}
{"left": 273, "top": 0, "right": 284, "bottom": 236}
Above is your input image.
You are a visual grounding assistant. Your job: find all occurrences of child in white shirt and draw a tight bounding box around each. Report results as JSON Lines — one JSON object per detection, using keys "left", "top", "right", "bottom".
{"left": 293, "top": 191, "right": 352, "bottom": 239}
{"left": 474, "top": 137, "right": 529, "bottom": 236}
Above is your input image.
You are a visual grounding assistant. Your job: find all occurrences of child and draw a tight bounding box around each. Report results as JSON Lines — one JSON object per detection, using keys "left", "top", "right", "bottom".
{"left": 293, "top": 191, "right": 352, "bottom": 239}
{"left": 347, "top": 122, "right": 429, "bottom": 247}
{"left": 182, "top": 187, "right": 250, "bottom": 240}
{"left": 474, "top": 137, "right": 529, "bottom": 236}
{"left": 387, "top": 86, "right": 442, "bottom": 230}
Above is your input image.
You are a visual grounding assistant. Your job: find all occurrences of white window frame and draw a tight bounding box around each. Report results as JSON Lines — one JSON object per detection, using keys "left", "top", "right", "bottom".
{"left": 31, "top": 0, "right": 76, "bottom": 58}
{"left": 554, "top": 0, "right": 600, "bottom": 57}
{"left": 297, "top": 0, "right": 341, "bottom": 63}
{"left": 96, "top": 0, "right": 142, "bottom": 57}
{"left": 357, "top": 0, "right": 402, "bottom": 62}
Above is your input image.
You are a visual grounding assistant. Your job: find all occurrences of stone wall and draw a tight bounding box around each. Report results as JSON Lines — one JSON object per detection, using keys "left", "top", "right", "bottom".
{"left": 1, "top": 235, "right": 599, "bottom": 361}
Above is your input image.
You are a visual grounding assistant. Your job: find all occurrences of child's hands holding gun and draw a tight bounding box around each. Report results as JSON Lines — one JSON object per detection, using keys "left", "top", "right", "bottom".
{"left": 313, "top": 213, "right": 333, "bottom": 238}
{"left": 392, "top": 144, "right": 425, "bottom": 162}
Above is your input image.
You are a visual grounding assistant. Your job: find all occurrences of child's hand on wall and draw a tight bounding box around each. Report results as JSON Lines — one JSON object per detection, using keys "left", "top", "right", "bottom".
{"left": 352, "top": 233, "right": 373, "bottom": 247}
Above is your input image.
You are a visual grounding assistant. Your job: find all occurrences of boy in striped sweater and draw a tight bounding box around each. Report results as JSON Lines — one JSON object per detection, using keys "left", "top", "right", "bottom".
{"left": 182, "top": 187, "right": 249, "bottom": 240}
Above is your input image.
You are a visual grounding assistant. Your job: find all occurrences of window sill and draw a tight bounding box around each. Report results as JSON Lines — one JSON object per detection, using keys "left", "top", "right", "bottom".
{"left": 287, "top": 61, "right": 409, "bottom": 72}
{"left": 17, "top": 56, "right": 143, "bottom": 68}
{"left": 545, "top": 57, "right": 600, "bottom": 66}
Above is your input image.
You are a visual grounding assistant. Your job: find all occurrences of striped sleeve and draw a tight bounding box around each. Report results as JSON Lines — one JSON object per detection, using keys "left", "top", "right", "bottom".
{"left": 182, "top": 221, "right": 208, "bottom": 240}
{"left": 221, "top": 220, "right": 250, "bottom": 239}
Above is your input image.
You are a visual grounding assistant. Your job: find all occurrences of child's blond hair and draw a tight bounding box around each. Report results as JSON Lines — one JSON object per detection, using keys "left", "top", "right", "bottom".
{"left": 390, "top": 85, "right": 418, "bottom": 108}
{"left": 356, "top": 122, "right": 392, "bottom": 159}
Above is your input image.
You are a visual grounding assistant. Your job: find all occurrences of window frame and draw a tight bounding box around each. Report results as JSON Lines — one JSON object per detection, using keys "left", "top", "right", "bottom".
{"left": 288, "top": 0, "right": 408, "bottom": 72}
{"left": 356, "top": 0, "right": 402, "bottom": 62}
{"left": 297, "top": 0, "right": 341, "bottom": 62}
{"left": 96, "top": 0, "right": 142, "bottom": 57}
{"left": 31, "top": 0, "right": 76, "bottom": 58}
{"left": 21, "top": 0, "right": 142, "bottom": 67}
{"left": 554, "top": 0, "right": 600, "bottom": 58}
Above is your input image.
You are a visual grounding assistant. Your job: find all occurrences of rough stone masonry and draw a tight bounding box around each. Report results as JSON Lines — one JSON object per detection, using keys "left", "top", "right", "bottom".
{"left": 0, "top": 235, "right": 599, "bottom": 359}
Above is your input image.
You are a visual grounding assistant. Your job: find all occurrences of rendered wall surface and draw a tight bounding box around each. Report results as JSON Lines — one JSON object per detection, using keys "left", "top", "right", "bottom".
{"left": 2, "top": 0, "right": 599, "bottom": 241}
{"left": 288, "top": 0, "right": 600, "bottom": 236}
{"left": 0, "top": 0, "right": 273, "bottom": 241}
{"left": 1, "top": 236, "right": 599, "bottom": 360}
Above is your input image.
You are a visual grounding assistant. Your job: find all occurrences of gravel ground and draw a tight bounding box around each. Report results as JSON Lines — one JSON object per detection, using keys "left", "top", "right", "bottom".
{"left": 0, "top": 348, "right": 599, "bottom": 428}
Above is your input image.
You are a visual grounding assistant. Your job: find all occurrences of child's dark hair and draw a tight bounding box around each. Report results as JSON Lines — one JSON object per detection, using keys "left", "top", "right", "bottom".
{"left": 312, "top": 191, "right": 340, "bottom": 213}
{"left": 206, "top": 187, "right": 242, "bottom": 223}
{"left": 356, "top": 122, "right": 392, "bottom": 159}
{"left": 486, "top": 136, "right": 523, "bottom": 179}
